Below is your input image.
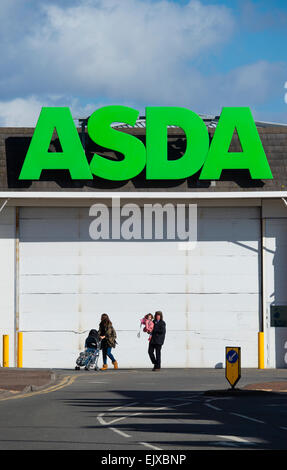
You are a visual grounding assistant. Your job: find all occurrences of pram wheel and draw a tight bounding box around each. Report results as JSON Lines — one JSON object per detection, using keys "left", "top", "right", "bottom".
{"left": 75, "top": 366, "right": 80, "bottom": 370}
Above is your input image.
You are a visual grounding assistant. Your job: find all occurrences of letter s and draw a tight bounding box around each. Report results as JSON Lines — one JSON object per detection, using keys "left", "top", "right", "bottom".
{"left": 88, "top": 105, "right": 146, "bottom": 181}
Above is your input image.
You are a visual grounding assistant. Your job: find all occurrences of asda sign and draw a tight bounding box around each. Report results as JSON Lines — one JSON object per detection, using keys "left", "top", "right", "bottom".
{"left": 19, "top": 106, "right": 273, "bottom": 181}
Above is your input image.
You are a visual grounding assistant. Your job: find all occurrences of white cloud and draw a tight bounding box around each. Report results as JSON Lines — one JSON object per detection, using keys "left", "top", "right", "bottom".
{"left": 0, "top": 97, "right": 47, "bottom": 127}
{"left": 201, "top": 60, "right": 287, "bottom": 113}
{"left": 0, "top": 0, "right": 234, "bottom": 100}
{"left": 0, "top": 95, "right": 104, "bottom": 127}
{"left": 0, "top": 0, "right": 286, "bottom": 126}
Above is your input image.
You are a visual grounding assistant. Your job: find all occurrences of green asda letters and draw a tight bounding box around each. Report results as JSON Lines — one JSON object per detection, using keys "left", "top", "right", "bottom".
{"left": 19, "top": 107, "right": 93, "bottom": 180}
{"left": 19, "top": 105, "right": 273, "bottom": 181}
{"left": 199, "top": 107, "right": 273, "bottom": 179}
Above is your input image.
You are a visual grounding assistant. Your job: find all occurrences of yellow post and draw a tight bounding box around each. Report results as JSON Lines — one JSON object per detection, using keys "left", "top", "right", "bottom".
{"left": 3, "top": 335, "right": 9, "bottom": 367}
{"left": 17, "top": 332, "right": 23, "bottom": 368}
{"left": 258, "top": 332, "right": 264, "bottom": 369}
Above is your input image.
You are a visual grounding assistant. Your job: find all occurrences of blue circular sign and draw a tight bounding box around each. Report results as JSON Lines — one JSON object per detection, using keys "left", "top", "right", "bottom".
{"left": 226, "top": 349, "right": 238, "bottom": 364}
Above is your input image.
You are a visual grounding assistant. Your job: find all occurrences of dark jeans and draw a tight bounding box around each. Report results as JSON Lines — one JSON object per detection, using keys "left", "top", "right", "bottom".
{"left": 102, "top": 346, "right": 116, "bottom": 365}
{"left": 148, "top": 343, "right": 162, "bottom": 369}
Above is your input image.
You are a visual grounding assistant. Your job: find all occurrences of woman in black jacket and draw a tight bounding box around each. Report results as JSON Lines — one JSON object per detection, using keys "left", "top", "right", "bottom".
{"left": 148, "top": 311, "right": 166, "bottom": 371}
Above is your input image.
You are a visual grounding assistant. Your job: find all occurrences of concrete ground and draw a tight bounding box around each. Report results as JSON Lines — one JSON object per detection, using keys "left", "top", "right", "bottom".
{"left": 1, "top": 367, "right": 287, "bottom": 398}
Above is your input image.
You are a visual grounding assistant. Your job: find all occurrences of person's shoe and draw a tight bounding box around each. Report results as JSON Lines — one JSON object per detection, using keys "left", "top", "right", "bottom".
{"left": 100, "top": 364, "right": 108, "bottom": 370}
{"left": 113, "top": 361, "right": 118, "bottom": 369}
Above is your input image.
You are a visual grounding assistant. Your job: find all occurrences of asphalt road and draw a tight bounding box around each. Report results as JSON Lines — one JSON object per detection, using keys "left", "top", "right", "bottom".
{"left": 0, "top": 368, "right": 287, "bottom": 451}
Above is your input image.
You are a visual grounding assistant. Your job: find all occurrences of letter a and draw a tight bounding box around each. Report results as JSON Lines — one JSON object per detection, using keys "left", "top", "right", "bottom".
{"left": 199, "top": 107, "right": 273, "bottom": 180}
{"left": 19, "top": 107, "right": 93, "bottom": 180}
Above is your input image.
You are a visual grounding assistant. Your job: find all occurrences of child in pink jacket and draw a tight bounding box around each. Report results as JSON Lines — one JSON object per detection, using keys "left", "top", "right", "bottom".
{"left": 139, "top": 313, "right": 154, "bottom": 341}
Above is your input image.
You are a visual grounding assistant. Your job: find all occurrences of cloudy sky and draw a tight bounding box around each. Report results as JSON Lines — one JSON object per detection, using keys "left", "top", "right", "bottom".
{"left": 0, "top": 0, "right": 286, "bottom": 126}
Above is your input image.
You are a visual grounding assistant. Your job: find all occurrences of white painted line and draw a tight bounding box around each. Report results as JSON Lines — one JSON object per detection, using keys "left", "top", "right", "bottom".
{"left": 120, "top": 406, "right": 160, "bottom": 411}
{"left": 231, "top": 413, "right": 265, "bottom": 424}
{"left": 88, "top": 381, "right": 108, "bottom": 384}
{"left": 171, "top": 401, "right": 193, "bottom": 408}
{"left": 205, "top": 403, "right": 222, "bottom": 411}
{"left": 98, "top": 412, "right": 127, "bottom": 426}
{"left": 97, "top": 415, "right": 107, "bottom": 425}
{"left": 139, "top": 442, "right": 163, "bottom": 451}
{"left": 106, "top": 416, "right": 127, "bottom": 425}
{"left": 109, "top": 427, "right": 131, "bottom": 438}
{"left": 217, "top": 435, "right": 255, "bottom": 445}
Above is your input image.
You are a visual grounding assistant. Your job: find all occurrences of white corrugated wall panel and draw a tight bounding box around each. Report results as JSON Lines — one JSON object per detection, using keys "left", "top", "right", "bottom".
{"left": 19, "top": 206, "right": 260, "bottom": 368}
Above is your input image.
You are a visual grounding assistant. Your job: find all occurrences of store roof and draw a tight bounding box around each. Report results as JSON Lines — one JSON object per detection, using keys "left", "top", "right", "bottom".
{"left": 78, "top": 113, "right": 287, "bottom": 130}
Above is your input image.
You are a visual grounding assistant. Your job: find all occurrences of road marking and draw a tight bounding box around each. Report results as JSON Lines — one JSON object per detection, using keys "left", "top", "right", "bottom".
{"left": 105, "top": 416, "right": 127, "bottom": 425}
{"left": 104, "top": 411, "right": 144, "bottom": 425}
{"left": 217, "top": 435, "right": 255, "bottom": 445}
{"left": 171, "top": 401, "right": 194, "bottom": 408}
{"left": 97, "top": 415, "right": 107, "bottom": 425}
{"left": 230, "top": 412, "right": 264, "bottom": 424}
{"left": 205, "top": 403, "right": 222, "bottom": 411}
{"left": 0, "top": 375, "right": 77, "bottom": 401}
{"left": 139, "top": 442, "right": 162, "bottom": 450}
{"left": 109, "top": 427, "right": 131, "bottom": 438}
{"left": 87, "top": 381, "right": 108, "bottom": 384}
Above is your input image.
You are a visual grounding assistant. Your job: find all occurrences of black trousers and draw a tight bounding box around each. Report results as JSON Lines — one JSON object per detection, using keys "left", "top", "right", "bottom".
{"left": 148, "top": 343, "right": 162, "bottom": 369}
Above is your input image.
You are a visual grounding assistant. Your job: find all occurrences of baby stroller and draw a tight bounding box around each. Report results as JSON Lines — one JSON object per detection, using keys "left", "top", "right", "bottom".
{"left": 75, "top": 329, "right": 101, "bottom": 371}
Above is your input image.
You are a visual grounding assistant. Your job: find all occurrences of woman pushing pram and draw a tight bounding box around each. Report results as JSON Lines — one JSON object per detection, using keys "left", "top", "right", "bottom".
{"left": 75, "top": 329, "right": 101, "bottom": 371}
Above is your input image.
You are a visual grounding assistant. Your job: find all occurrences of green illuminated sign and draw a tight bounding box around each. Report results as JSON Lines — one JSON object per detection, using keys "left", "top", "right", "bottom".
{"left": 19, "top": 105, "right": 273, "bottom": 181}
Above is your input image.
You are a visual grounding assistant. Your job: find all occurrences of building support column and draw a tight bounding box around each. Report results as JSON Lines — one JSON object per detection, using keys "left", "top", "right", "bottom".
{"left": 259, "top": 202, "right": 265, "bottom": 369}
{"left": 14, "top": 207, "right": 20, "bottom": 367}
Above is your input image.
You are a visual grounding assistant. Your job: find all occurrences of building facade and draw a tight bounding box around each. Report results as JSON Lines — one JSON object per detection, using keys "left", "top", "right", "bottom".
{"left": 1, "top": 118, "right": 287, "bottom": 369}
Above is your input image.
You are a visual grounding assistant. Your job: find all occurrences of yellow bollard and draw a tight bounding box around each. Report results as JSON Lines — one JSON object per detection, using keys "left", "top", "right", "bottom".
{"left": 258, "top": 332, "right": 264, "bottom": 369}
{"left": 3, "top": 335, "right": 9, "bottom": 367}
{"left": 17, "top": 332, "right": 23, "bottom": 368}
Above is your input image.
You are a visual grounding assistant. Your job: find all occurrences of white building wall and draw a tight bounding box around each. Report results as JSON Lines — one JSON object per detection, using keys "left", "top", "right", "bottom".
{"left": 4, "top": 199, "right": 287, "bottom": 370}
{"left": 0, "top": 206, "right": 15, "bottom": 366}
{"left": 18, "top": 204, "right": 261, "bottom": 369}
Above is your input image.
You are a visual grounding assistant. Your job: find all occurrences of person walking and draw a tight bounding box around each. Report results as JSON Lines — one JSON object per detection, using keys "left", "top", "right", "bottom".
{"left": 148, "top": 311, "right": 166, "bottom": 371}
{"left": 98, "top": 313, "right": 118, "bottom": 370}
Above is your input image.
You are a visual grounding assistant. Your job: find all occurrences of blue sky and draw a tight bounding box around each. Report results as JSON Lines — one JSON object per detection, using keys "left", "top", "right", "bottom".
{"left": 0, "top": 0, "right": 286, "bottom": 125}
